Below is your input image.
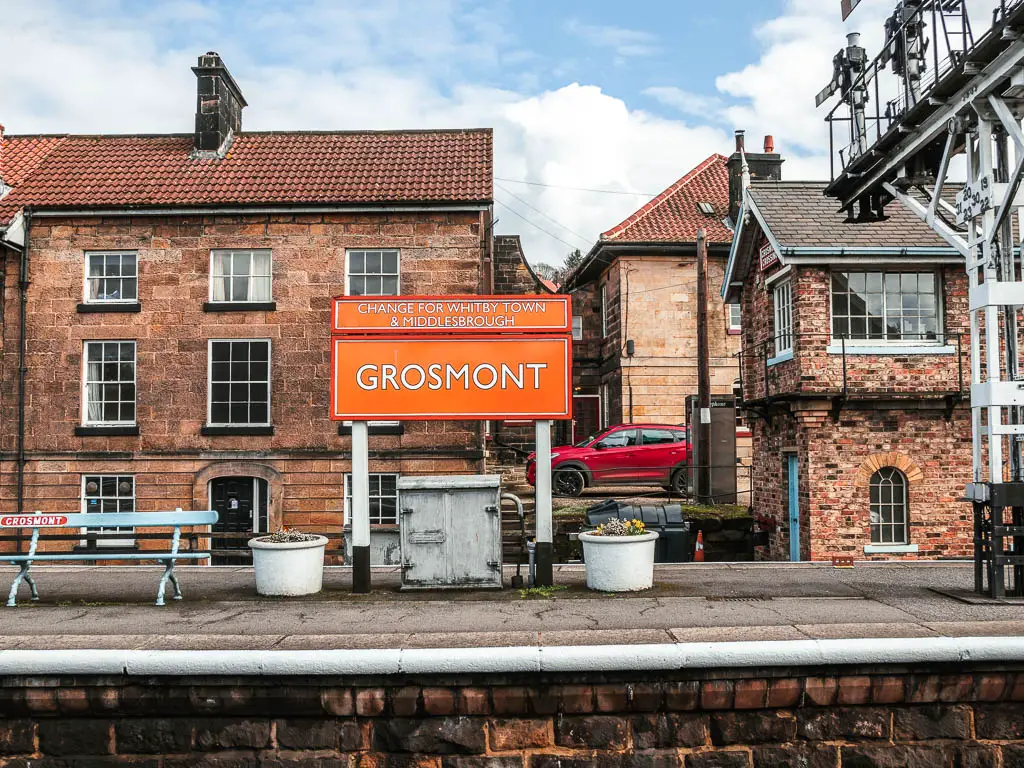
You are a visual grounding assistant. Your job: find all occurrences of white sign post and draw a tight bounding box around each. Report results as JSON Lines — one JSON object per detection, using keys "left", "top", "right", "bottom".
{"left": 351, "top": 421, "right": 371, "bottom": 593}
{"left": 534, "top": 419, "right": 554, "bottom": 586}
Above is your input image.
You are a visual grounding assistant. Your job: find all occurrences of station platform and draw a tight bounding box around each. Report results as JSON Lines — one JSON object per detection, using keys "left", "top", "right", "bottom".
{"left": 1, "top": 561, "right": 1021, "bottom": 651}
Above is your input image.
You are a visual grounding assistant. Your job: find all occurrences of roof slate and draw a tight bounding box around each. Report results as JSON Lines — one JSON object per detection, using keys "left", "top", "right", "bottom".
{"left": 601, "top": 154, "right": 732, "bottom": 244}
{"left": 750, "top": 180, "right": 950, "bottom": 249}
{"left": 0, "top": 129, "right": 493, "bottom": 223}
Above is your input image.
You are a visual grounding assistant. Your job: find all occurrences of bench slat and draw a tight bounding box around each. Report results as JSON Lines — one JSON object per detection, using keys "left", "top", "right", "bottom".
{"left": 0, "top": 511, "right": 218, "bottom": 528}
{"left": 6, "top": 553, "right": 210, "bottom": 562}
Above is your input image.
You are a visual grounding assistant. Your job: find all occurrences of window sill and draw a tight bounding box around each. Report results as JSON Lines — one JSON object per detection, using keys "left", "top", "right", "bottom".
{"left": 75, "top": 425, "right": 140, "bottom": 437}
{"left": 726, "top": 329, "right": 742, "bottom": 335}
{"left": 77, "top": 302, "right": 141, "bottom": 314}
{"left": 202, "top": 302, "right": 277, "bottom": 312}
{"left": 826, "top": 344, "right": 955, "bottom": 356}
{"left": 864, "top": 543, "right": 919, "bottom": 554}
{"left": 766, "top": 350, "right": 794, "bottom": 367}
{"left": 201, "top": 426, "right": 274, "bottom": 436}
{"left": 339, "top": 424, "right": 404, "bottom": 436}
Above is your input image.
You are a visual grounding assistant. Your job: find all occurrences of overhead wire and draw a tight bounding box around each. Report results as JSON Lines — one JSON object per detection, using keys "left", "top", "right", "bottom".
{"left": 496, "top": 176, "right": 658, "bottom": 197}
{"left": 494, "top": 200, "right": 583, "bottom": 251}
{"left": 496, "top": 183, "right": 593, "bottom": 246}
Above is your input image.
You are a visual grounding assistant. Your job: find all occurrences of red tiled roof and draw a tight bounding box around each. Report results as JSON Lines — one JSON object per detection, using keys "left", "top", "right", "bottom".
{"left": 0, "top": 129, "right": 492, "bottom": 223}
{"left": 2, "top": 135, "right": 67, "bottom": 187}
{"left": 600, "top": 154, "right": 732, "bottom": 245}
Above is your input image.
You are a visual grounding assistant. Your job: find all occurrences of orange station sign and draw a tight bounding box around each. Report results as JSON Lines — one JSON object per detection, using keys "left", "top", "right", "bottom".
{"left": 333, "top": 295, "right": 571, "bottom": 334}
{"left": 331, "top": 335, "right": 571, "bottom": 420}
{"left": 330, "top": 294, "right": 573, "bottom": 421}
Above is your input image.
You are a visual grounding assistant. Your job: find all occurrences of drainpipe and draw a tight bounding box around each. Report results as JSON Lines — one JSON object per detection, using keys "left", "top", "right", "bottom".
{"left": 15, "top": 209, "right": 31, "bottom": 553}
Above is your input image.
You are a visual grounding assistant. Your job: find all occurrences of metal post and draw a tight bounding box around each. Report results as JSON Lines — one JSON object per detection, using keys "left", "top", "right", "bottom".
{"left": 696, "top": 229, "right": 712, "bottom": 505}
{"left": 351, "top": 420, "right": 371, "bottom": 594}
{"left": 534, "top": 419, "right": 553, "bottom": 587}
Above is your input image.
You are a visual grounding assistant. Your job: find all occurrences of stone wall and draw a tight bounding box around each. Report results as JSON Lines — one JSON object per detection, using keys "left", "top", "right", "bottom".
{"left": 2, "top": 667, "right": 1023, "bottom": 765}
{"left": 0, "top": 211, "right": 488, "bottom": 552}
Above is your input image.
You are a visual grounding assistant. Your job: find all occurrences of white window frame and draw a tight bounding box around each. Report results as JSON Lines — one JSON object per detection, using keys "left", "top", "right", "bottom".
{"left": 344, "top": 249, "right": 401, "bottom": 297}
{"left": 206, "top": 338, "right": 272, "bottom": 427}
{"left": 829, "top": 269, "right": 942, "bottom": 347}
{"left": 81, "top": 474, "right": 135, "bottom": 546}
{"left": 869, "top": 467, "right": 910, "bottom": 546}
{"left": 83, "top": 251, "right": 138, "bottom": 305}
{"left": 572, "top": 315, "right": 583, "bottom": 341}
{"left": 345, "top": 249, "right": 401, "bottom": 426}
{"left": 773, "top": 281, "right": 793, "bottom": 357}
{"left": 82, "top": 340, "right": 137, "bottom": 426}
{"left": 600, "top": 283, "right": 608, "bottom": 338}
{"left": 344, "top": 472, "right": 401, "bottom": 527}
{"left": 208, "top": 249, "right": 273, "bottom": 304}
{"left": 727, "top": 303, "right": 742, "bottom": 332}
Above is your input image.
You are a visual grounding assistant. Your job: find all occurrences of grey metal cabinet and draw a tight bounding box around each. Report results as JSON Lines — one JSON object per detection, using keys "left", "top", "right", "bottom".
{"left": 397, "top": 475, "right": 503, "bottom": 589}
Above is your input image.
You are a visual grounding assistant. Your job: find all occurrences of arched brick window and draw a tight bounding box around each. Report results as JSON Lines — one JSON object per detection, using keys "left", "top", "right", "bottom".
{"left": 870, "top": 467, "right": 909, "bottom": 545}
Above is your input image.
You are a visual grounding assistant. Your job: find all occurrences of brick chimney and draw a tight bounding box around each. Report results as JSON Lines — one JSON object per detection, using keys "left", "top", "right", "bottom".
{"left": 192, "top": 52, "right": 247, "bottom": 157}
{"left": 727, "top": 130, "right": 783, "bottom": 224}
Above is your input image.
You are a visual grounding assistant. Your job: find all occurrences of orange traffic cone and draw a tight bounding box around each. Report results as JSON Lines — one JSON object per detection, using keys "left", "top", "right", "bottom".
{"left": 694, "top": 530, "right": 705, "bottom": 562}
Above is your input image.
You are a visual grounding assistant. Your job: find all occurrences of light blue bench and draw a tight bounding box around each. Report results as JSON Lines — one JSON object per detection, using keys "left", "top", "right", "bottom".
{"left": 2, "top": 510, "right": 218, "bottom": 606}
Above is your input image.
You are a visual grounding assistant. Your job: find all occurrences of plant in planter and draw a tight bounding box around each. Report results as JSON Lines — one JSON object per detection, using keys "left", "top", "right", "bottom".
{"left": 578, "top": 518, "right": 659, "bottom": 592}
{"left": 248, "top": 529, "right": 328, "bottom": 596}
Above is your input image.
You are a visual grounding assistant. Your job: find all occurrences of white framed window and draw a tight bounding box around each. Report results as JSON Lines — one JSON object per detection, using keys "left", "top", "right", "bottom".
{"left": 773, "top": 281, "right": 793, "bottom": 356}
{"left": 346, "top": 249, "right": 400, "bottom": 296}
{"left": 83, "top": 341, "right": 136, "bottom": 425}
{"left": 727, "top": 303, "right": 742, "bottom": 332}
{"left": 210, "top": 249, "right": 272, "bottom": 303}
{"left": 831, "top": 270, "right": 939, "bottom": 343}
{"left": 600, "top": 283, "right": 608, "bottom": 337}
{"left": 208, "top": 340, "right": 271, "bottom": 426}
{"left": 344, "top": 473, "right": 400, "bottom": 526}
{"left": 345, "top": 249, "right": 400, "bottom": 426}
{"left": 870, "top": 467, "right": 909, "bottom": 545}
{"left": 572, "top": 315, "right": 583, "bottom": 341}
{"left": 82, "top": 474, "right": 135, "bottom": 545}
{"left": 84, "top": 251, "right": 137, "bottom": 304}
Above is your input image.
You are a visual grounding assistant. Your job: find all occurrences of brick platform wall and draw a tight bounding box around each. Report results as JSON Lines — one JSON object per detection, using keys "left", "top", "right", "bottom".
{"left": 2, "top": 667, "right": 1023, "bottom": 765}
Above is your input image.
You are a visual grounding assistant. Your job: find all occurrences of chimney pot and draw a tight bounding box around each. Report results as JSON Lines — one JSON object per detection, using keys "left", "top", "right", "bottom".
{"left": 735, "top": 129, "right": 746, "bottom": 153}
{"left": 764, "top": 135, "right": 775, "bottom": 153}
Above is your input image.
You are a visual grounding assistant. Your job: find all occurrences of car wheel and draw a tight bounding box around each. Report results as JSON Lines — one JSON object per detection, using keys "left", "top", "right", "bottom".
{"left": 670, "top": 468, "right": 692, "bottom": 498}
{"left": 553, "top": 467, "right": 585, "bottom": 497}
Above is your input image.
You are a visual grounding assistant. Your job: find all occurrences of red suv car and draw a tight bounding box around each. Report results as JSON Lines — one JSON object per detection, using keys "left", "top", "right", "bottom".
{"left": 526, "top": 423, "right": 690, "bottom": 497}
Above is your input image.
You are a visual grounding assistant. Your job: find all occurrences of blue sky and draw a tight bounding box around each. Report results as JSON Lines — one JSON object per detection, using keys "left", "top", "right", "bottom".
{"left": 0, "top": 0, "right": 906, "bottom": 264}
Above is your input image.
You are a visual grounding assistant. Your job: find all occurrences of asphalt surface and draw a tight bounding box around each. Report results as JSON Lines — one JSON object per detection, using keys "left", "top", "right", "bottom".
{"left": 0, "top": 562, "right": 1021, "bottom": 650}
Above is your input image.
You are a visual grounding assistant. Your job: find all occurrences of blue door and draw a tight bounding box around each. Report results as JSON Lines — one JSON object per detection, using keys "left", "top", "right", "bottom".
{"left": 787, "top": 455, "right": 800, "bottom": 562}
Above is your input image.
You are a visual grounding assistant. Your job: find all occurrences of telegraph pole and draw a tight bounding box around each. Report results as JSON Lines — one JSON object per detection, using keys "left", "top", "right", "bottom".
{"left": 696, "top": 228, "right": 712, "bottom": 505}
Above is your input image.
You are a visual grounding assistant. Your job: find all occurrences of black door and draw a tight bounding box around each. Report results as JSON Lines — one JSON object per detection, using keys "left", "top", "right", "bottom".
{"left": 210, "top": 477, "right": 268, "bottom": 564}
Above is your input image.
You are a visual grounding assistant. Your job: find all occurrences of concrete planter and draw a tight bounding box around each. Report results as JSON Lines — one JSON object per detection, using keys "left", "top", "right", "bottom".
{"left": 579, "top": 531, "right": 659, "bottom": 592}
{"left": 248, "top": 535, "right": 328, "bottom": 596}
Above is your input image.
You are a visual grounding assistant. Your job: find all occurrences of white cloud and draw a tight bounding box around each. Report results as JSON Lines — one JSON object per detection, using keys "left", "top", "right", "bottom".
{"left": 0, "top": 0, "right": 994, "bottom": 266}
{"left": 564, "top": 20, "right": 660, "bottom": 58}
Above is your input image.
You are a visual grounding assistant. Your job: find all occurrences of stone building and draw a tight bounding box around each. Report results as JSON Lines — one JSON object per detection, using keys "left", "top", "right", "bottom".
{"left": 0, "top": 53, "right": 494, "bottom": 562}
{"left": 724, "top": 180, "right": 972, "bottom": 561}
{"left": 560, "top": 134, "right": 782, "bottom": 499}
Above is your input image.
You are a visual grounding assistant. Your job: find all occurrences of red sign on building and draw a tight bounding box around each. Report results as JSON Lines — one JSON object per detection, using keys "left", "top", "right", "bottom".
{"left": 759, "top": 239, "right": 780, "bottom": 272}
